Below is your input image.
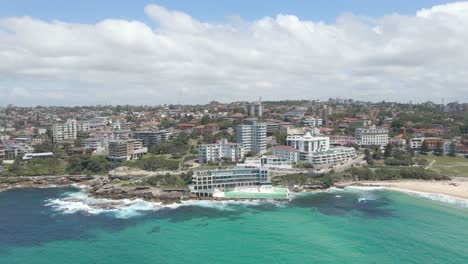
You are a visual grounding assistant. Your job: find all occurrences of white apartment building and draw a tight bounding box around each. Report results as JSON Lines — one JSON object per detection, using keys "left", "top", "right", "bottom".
{"left": 309, "top": 147, "right": 357, "bottom": 169}
{"left": 198, "top": 139, "right": 244, "bottom": 164}
{"left": 76, "top": 121, "right": 90, "bottom": 132}
{"left": 409, "top": 138, "right": 425, "bottom": 150}
{"left": 0, "top": 148, "right": 5, "bottom": 160}
{"left": 236, "top": 120, "right": 267, "bottom": 154}
{"left": 355, "top": 125, "right": 389, "bottom": 147}
{"left": 287, "top": 132, "right": 330, "bottom": 162}
{"left": 52, "top": 119, "right": 77, "bottom": 143}
{"left": 274, "top": 131, "right": 357, "bottom": 167}
{"left": 287, "top": 132, "right": 330, "bottom": 153}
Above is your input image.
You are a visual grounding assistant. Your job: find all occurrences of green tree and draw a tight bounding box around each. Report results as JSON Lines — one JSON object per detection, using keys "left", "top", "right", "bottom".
{"left": 373, "top": 146, "right": 382, "bottom": 160}
{"left": 199, "top": 115, "right": 211, "bottom": 125}
{"left": 66, "top": 156, "right": 84, "bottom": 175}
{"left": 420, "top": 140, "right": 429, "bottom": 154}
{"left": 74, "top": 138, "right": 82, "bottom": 148}
{"left": 33, "top": 142, "right": 55, "bottom": 153}
{"left": 448, "top": 142, "right": 457, "bottom": 157}
{"left": 391, "top": 120, "right": 405, "bottom": 128}
{"left": 384, "top": 143, "right": 393, "bottom": 158}
{"left": 364, "top": 149, "right": 374, "bottom": 165}
{"left": 273, "top": 130, "right": 288, "bottom": 145}
{"left": 434, "top": 141, "right": 444, "bottom": 156}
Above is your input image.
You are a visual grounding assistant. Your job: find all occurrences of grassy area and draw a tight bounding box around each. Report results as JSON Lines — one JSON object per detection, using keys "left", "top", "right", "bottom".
{"left": 140, "top": 153, "right": 172, "bottom": 160}
{"left": 271, "top": 173, "right": 333, "bottom": 187}
{"left": 143, "top": 174, "right": 188, "bottom": 188}
{"left": 0, "top": 177, "right": 24, "bottom": 184}
{"left": 1, "top": 159, "right": 67, "bottom": 176}
{"left": 423, "top": 154, "right": 468, "bottom": 177}
{"left": 192, "top": 165, "right": 228, "bottom": 171}
{"left": 187, "top": 138, "right": 198, "bottom": 147}
{"left": 123, "top": 155, "right": 182, "bottom": 171}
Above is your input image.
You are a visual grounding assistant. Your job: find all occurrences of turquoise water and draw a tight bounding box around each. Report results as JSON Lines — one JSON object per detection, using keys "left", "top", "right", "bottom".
{"left": 0, "top": 187, "right": 467, "bottom": 264}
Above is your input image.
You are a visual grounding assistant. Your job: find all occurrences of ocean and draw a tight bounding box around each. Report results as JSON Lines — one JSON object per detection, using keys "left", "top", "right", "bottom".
{"left": 0, "top": 186, "right": 467, "bottom": 264}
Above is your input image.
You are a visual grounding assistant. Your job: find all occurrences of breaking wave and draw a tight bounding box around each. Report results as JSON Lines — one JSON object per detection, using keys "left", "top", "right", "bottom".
{"left": 387, "top": 188, "right": 468, "bottom": 208}
{"left": 328, "top": 185, "right": 468, "bottom": 208}
{"left": 45, "top": 189, "right": 286, "bottom": 219}
{"left": 327, "top": 186, "right": 380, "bottom": 201}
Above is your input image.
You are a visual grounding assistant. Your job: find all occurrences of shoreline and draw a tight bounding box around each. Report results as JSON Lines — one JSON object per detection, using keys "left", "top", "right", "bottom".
{"left": 335, "top": 178, "right": 468, "bottom": 200}
{"left": 3, "top": 175, "right": 468, "bottom": 206}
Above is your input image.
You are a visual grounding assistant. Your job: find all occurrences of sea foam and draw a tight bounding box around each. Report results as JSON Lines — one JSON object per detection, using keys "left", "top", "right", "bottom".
{"left": 45, "top": 189, "right": 286, "bottom": 218}
{"left": 327, "top": 186, "right": 380, "bottom": 201}
{"left": 387, "top": 188, "right": 468, "bottom": 208}
{"left": 329, "top": 185, "right": 468, "bottom": 208}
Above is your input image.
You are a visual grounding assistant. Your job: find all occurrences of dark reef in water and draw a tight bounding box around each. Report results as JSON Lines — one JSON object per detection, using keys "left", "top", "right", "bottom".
{"left": 291, "top": 192, "right": 394, "bottom": 218}
{"left": 0, "top": 187, "right": 143, "bottom": 254}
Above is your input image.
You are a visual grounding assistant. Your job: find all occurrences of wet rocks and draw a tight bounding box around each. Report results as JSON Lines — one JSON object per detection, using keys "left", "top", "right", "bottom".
{"left": 90, "top": 184, "right": 186, "bottom": 204}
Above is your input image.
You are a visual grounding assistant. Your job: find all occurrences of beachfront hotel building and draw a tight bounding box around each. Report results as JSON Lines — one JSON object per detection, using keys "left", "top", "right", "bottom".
{"left": 236, "top": 119, "right": 267, "bottom": 154}
{"left": 198, "top": 139, "right": 245, "bottom": 164}
{"left": 52, "top": 119, "right": 77, "bottom": 143}
{"left": 190, "top": 167, "right": 270, "bottom": 197}
{"left": 107, "top": 139, "right": 148, "bottom": 162}
{"left": 355, "top": 125, "right": 389, "bottom": 147}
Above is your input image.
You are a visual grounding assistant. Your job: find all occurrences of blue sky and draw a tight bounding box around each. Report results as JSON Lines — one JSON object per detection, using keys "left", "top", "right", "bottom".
{"left": 0, "top": 0, "right": 454, "bottom": 23}
{"left": 1, "top": 1, "right": 467, "bottom": 105}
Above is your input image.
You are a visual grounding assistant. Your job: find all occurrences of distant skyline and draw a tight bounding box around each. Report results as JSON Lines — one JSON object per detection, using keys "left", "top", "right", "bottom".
{"left": 1, "top": 1, "right": 468, "bottom": 105}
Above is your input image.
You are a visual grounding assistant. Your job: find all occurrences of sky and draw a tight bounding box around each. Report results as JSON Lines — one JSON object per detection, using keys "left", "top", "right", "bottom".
{"left": 0, "top": 0, "right": 467, "bottom": 106}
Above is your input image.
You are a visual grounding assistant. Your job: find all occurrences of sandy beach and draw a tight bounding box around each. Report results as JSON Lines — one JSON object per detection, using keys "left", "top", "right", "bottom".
{"left": 338, "top": 178, "right": 468, "bottom": 200}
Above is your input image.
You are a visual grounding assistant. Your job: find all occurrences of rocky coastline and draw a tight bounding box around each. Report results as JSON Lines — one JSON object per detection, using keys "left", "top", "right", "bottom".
{"left": 1, "top": 174, "right": 323, "bottom": 204}
{"left": 0, "top": 175, "right": 190, "bottom": 204}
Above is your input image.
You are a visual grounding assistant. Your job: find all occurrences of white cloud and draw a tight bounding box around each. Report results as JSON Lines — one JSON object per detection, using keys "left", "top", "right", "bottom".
{"left": 0, "top": 2, "right": 468, "bottom": 105}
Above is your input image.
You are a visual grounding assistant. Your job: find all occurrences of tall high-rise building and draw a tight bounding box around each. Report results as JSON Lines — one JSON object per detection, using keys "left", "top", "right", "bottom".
{"left": 52, "top": 119, "right": 77, "bottom": 143}
{"left": 244, "top": 98, "right": 263, "bottom": 118}
{"left": 236, "top": 120, "right": 267, "bottom": 154}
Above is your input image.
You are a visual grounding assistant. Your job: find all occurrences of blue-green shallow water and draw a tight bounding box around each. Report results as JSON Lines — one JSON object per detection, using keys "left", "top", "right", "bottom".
{"left": 0, "top": 187, "right": 467, "bottom": 264}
